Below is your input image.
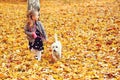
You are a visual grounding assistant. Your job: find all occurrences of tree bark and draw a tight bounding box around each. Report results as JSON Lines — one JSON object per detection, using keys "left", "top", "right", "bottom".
{"left": 27, "top": 0, "right": 40, "bottom": 12}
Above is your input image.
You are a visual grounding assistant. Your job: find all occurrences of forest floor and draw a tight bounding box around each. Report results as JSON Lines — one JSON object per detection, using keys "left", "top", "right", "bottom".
{"left": 0, "top": 0, "right": 120, "bottom": 80}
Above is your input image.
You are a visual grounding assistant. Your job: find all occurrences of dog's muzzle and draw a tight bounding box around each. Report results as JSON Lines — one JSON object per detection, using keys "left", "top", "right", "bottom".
{"left": 53, "top": 50, "right": 57, "bottom": 52}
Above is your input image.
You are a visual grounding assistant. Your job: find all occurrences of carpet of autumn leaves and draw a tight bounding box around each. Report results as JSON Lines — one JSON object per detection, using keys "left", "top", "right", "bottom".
{"left": 0, "top": 0, "right": 120, "bottom": 80}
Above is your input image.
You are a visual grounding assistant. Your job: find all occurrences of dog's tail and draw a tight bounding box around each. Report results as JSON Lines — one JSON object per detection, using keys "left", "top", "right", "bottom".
{"left": 54, "top": 33, "right": 58, "bottom": 42}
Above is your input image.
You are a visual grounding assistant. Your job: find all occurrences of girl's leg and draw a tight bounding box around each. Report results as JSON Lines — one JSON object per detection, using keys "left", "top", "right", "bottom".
{"left": 33, "top": 37, "right": 44, "bottom": 61}
{"left": 36, "top": 50, "right": 42, "bottom": 61}
{"left": 31, "top": 48, "right": 37, "bottom": 54}
{"left": 31, "top": 48, "right": 38, "bottom": 59}
{"left": 29, "top": 42, "right": 33, "bottom": 50}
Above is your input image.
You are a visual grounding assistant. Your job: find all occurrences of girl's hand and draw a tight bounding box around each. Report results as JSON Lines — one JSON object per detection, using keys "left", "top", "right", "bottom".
{"left": 45, "top": 40, "right": 51, "bottom": 44}
{"left": 32, "top": 32, "right": 37, "bottom": 39}
{"left": 42, "top": 38, "right": 49, "bottom": 43}
{"left": 43, "top": 38, "right": 48, "bottom": 42}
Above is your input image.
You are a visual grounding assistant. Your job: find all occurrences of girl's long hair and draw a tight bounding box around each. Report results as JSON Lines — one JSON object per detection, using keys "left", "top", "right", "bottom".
{"left": 27, "top": 10, "right": 38, "bottom": 26}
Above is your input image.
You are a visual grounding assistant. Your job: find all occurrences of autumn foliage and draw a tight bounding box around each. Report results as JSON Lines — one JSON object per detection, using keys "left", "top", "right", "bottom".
{"left": 0, "top": 0, "right": 120, "bottom": 80}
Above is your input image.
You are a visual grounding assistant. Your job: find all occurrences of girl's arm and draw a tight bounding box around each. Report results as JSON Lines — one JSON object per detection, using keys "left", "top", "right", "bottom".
{"left": 38, "top": 21, "right": 47, "bottom": 40}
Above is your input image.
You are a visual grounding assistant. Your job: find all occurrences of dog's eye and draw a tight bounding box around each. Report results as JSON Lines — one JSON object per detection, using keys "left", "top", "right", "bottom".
{"left": 56, "top": 46, "right": 58, "bottom": 48}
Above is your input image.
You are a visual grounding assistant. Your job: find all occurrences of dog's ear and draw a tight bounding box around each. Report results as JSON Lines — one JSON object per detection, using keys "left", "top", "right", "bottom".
{"left": 51, "top": 44, "right": 54, "bottom": 49}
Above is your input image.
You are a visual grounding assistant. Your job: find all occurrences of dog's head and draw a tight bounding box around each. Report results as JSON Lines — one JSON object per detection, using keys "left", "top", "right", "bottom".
{"left": 51, "top": 34, "right": 62, "bottom": 54}
{"left": 51, "top": 41, "right": 61, "bottom": 53}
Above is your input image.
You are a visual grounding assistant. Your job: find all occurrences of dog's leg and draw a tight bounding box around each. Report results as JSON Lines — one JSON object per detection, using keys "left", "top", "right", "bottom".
{"left": 52, "top": 53, "right": 57, "bottom": 61}
{"left": 59, "top": 52, "right": 62, "bottom": 59}
{"left": 36, "top": 51, "right": 42, "bottom": 61}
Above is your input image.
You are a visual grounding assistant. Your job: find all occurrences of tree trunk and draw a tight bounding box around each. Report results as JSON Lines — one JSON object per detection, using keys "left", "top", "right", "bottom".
{"left": 27, "top": 0, "right": 40, "bottom": 12}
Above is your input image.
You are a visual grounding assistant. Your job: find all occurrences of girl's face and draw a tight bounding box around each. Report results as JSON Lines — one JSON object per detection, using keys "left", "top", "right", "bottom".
{"left": 32, "top": 11, "right": 39, "bottom": 21}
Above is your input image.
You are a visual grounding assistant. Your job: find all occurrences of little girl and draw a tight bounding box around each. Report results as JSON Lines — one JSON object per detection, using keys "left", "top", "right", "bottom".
{"left": 24, "top": 10, "right": 47, "bottom": 61}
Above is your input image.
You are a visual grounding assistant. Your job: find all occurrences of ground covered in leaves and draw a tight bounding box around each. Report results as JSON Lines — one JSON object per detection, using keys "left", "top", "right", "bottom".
{"left": 0, "top": 0, "right": 120, "bottom": 80}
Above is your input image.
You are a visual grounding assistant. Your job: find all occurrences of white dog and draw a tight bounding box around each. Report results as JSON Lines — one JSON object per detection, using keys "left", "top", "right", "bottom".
{"left": 51, "top": 34, "right": 62, "bottom": 61}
